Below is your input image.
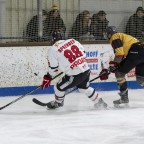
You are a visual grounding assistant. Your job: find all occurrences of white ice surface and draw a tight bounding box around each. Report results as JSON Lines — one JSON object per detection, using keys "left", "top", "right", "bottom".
{"left": 0, "top": 89, "right": 144, "bottom": 144}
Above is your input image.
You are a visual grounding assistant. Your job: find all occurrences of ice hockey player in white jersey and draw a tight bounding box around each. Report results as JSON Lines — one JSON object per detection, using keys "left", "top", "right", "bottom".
{"left": 42, "top": 30, "right": 107, "bottom": 109}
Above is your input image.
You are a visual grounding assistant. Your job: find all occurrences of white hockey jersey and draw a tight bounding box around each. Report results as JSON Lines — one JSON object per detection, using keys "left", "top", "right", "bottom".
{"left": 47, "top": 39, "right": 89, "bottom": 76}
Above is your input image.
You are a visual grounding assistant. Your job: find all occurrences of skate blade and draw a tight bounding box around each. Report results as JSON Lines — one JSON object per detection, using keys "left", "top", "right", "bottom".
{"left": 114, "top": 103, "right": 129, "bottom": 109}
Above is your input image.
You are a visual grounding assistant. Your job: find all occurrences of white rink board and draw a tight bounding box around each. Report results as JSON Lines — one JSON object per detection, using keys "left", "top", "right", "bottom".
{"left": 0, "top": 44, "right": 136, "bottom": 87}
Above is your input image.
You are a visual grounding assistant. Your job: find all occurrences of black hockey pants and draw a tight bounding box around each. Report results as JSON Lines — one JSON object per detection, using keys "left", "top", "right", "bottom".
{"left": 118, "top": 42, "right": 144, "bottom": 77}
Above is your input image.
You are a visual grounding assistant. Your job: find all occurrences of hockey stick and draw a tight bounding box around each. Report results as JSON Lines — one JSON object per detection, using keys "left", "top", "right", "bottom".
{"left": 0, "top": 72, "right": 63, "bottom": 110}
{"left": 32, "top": 71, "right": 111, "bottom": 106}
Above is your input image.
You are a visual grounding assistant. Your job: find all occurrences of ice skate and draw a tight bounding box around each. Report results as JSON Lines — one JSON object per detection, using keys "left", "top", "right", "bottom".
{"left": 47, "top": 100, "right": 64, "bottom": 109}
{"left": 94, "top": 98, "right": 108, "bottom": 109}
{"left": 113, "top": 91, "right": 129, "bottom": 108}
{"left": 113, "top": 99, "right": 129, "bottom": 108}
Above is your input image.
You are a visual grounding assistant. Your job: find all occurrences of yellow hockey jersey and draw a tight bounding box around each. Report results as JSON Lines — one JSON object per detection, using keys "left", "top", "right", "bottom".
{"left": 109, "top": 33, "right": 139, "bottom": 58}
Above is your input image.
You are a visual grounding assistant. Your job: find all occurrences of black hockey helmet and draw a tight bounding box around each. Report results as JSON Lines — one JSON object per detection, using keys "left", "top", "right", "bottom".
{"left": 51, "top": 30, "right": 64, "bottom": 44}
{"left": 103, "top": 26, "right": 117, "bottom": 39}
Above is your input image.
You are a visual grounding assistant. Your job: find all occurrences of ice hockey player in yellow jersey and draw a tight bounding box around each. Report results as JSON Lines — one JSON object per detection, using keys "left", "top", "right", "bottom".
{"left": 99, "top": 26, "right": 144, "bottom": 107}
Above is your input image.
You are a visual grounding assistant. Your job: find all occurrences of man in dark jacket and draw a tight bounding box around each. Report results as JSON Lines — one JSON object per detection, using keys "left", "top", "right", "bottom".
{"left": 46, "top": 9, "right": 66, "bottom": 38}
{"left": 90, "top": 10, "right": 109, "bottom": 40}
{"left": 68, "top": 10, "right": 91, "bottom": 41}
{"left": 126, "top": 7, "right": 144, "bottom": 40}
{"left": 26, "top": 10, "right": 49, "bottom": 42}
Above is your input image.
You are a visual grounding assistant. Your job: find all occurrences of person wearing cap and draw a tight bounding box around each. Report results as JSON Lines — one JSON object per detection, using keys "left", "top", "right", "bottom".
{"left": 99, "top": 26, "right": 144, "bottom": 107}
{"left": 126, "top": 6, "right": 144, "bottom": 39}
{"left": 90, "top": 10, "right": 109, "bottom": 40}
{"left": 52, "top": 4, "right": 58, "bottom": 10}
{"left": 46, "top": 5, "right": 66, "bottom": 39}
{"left": 25, "top": 10, "right": 49, "bottom": 42}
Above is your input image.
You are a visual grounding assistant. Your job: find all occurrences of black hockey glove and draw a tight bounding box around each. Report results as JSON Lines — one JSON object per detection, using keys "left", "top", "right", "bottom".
{"left": 109, "top": 61, "right": 119, "bottom": 73}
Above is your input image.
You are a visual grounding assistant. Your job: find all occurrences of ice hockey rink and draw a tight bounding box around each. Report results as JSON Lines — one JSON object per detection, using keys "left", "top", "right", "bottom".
{"left": 0, "top": 89, "right": 144, "bottom": 144}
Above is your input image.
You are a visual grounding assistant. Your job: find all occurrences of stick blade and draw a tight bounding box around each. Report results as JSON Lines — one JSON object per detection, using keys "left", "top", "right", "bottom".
{"left": 32, "top": 98, "right": 47, "bottom": 106}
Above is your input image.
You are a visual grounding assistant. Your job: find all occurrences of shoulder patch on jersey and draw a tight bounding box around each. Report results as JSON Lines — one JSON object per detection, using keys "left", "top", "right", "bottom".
{"left": 112, "top": 39, "right": 123, "bottom": 49}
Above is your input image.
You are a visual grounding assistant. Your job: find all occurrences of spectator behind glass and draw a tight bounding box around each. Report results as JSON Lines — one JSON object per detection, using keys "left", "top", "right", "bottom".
{"left": 46, "top": 5, "right": 66, "bottom": 39}
{"left": 25, "top": 10, "right": 49, "bottom": 42}
{"left": 68, "top": 10, "right": 91, "bottom": 41}
{"left": 90, "top": 10, "right": 109, "bottom": 40}
{"left": 126, "top": 6, "right": 144, "bottom": 40}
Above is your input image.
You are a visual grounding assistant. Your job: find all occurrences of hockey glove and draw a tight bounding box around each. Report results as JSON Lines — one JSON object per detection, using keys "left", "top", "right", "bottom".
{"left": 109, "top": 61, "right": 119, "bottom": 73}
{"left": 42, "top": 73, "right": 52, "bottom": 90}
{"left": 99, "top": 69, "right": 109, "bottom": 80}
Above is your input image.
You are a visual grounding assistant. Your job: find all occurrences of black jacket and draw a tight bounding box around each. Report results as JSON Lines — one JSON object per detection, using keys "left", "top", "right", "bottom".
{"left": 90, "top": 14, "right": 109, "bottom": 40}
{"left": 126, "top": 14, "right": 144, "bottom": 39}
{"left": 26, "top": 15, "right": 49, "bottom": 42}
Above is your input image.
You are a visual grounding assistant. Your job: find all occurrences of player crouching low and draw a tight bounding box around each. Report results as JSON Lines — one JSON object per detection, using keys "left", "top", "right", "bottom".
{"left": 41, "top": 30, "right": 107, "bottom": 110}
{"left": 99, "top": 26, "right": 144, "bottom": 107}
